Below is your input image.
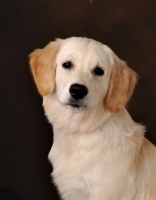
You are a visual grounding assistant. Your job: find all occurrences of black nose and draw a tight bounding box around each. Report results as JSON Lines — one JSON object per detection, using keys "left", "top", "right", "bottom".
{"left": 69, "top": 84, "right": 88, "bottom": 100}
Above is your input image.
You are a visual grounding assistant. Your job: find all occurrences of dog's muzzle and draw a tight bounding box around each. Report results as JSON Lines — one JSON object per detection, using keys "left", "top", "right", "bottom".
{"left": 69, "top": 83, "right": 88, "bottom": 108}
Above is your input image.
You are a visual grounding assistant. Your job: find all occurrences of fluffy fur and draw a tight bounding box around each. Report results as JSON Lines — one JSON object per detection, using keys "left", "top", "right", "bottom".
{"left": 29, "top": 37, "right": 156, "bottom": 200}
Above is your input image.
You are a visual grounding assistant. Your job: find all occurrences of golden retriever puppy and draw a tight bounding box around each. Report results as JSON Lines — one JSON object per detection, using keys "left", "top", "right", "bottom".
{"left": 29, "top": 37, "right": 156, "bottom": 200}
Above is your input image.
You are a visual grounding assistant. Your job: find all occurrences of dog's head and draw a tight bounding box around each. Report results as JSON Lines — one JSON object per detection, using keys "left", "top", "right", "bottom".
{"left": 29, "top": 37, "right": 137, "bottom": 113}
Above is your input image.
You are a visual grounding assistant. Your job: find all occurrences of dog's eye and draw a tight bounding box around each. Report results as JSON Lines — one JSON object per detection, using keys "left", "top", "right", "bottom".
{"left": 62, "top": 61, "right": 72, "bottom": 69}
{"left": 93, "top": 67, "right": 104, "bottom": 76}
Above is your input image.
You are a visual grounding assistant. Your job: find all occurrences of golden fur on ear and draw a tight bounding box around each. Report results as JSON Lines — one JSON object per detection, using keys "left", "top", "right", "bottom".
{"left": 29, "top": 41, "right": 60, "bottom": 96}
{"left": 105, "top": 57, "right": 138, "bottom": 113}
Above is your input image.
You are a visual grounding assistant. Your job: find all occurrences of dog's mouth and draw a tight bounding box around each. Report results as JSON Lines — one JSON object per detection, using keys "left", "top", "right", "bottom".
{"left": 67, "top": 98, "right": 87, "bottom": 109}
{"left": 70, "top": 103, "right": 81, "bottom": 108}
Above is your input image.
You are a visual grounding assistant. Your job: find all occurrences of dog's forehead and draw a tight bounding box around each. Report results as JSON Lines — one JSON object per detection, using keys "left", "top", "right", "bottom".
{"left": 57, "top": 37, "right": 114, "bottom": 66}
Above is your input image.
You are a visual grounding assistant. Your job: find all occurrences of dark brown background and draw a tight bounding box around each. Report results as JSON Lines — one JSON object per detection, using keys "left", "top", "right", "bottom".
{"left": 0, "top": 0, "right": 156, "bottom": 199}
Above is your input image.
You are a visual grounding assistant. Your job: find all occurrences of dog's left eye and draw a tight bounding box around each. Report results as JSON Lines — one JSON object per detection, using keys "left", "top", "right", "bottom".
{"left": 93, "top": 67, "right": 104, "bottom": 76}
{"left": 62, "top": 61, "right": 73, "bottom": 69}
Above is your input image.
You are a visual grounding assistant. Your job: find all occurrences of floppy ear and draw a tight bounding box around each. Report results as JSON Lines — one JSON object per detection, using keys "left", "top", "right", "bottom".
{"left": 105, "top": 56, "right": 138, "bottom": 113}
{"left": 29, "top": 41, "right": 60, "bottom": 96}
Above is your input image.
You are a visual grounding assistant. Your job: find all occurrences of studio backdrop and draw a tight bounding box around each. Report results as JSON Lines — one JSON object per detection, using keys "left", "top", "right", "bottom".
{"left": 0, "top": 0, "right": 156, "bottom": 199}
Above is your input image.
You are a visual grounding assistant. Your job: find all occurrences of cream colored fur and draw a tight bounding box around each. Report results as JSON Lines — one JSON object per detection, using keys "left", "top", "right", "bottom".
{"left": 29, "top": 37, "right": 156, "bottom": 200}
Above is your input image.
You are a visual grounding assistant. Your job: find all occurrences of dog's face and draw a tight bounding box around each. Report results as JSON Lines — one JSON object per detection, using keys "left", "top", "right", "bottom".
{"left": 29, "top": 37, "right": 137, "bottom": 113}
{"left": 55, "top": 38, "right": 113, "bottom": 110}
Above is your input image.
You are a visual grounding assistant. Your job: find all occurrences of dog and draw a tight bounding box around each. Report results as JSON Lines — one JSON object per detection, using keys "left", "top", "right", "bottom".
{"left": 29, "top": 37, "right": 156, "bottom": 200}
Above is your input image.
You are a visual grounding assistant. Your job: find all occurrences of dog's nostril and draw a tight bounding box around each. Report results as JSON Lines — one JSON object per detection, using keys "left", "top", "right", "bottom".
{"left": 69, "top": 84, "right": 88, "bottom": 100}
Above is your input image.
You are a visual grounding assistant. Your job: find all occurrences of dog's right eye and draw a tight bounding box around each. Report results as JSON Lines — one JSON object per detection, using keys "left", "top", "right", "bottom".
{"left": 93, "top": 67, "right": 104, "bottom": 76}
{"left": 62, "top": 61, "right": 72, "bottom": 69}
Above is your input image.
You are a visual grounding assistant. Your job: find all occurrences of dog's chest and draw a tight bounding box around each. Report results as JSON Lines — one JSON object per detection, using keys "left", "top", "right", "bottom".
{"left": 47, "top": 125, "right": 140, "bottom": 200}
{"left": 49, "top": 130, "right": 101, "bottom": 174}
{"left": 48, "top": 129, "right": 105, "bottom": 199}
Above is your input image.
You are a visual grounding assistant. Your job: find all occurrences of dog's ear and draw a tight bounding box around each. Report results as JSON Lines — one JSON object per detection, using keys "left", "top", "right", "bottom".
{"left": 105, "top": 56, "right": 137, "bottom": 113}
{"left": 29, "top": 41, "right": 60, "bottom": 96}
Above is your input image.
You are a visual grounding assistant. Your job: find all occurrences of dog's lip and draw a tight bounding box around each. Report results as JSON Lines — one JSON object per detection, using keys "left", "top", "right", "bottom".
{"left": 68, "top": 103, "right": 82, "bottom": 108}
{"left": 70, "top": 104, "right": 80, "bottom": 108}
{"left": 67, "top": 98, "right": 87, "bottom": 108}
{"left": 67, "top": 102, "right": 87, "bottom": 108}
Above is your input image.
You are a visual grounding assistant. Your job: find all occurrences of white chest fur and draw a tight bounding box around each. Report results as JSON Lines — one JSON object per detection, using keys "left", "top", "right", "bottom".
{"left": 48, "top": 116, "right": 143, "bottom": 200}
